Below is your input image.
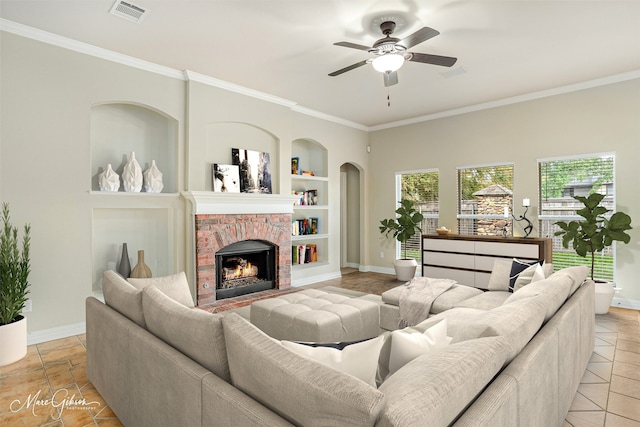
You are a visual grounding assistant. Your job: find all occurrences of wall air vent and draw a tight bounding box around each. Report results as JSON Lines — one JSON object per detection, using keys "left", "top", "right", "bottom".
{"left": 109, "top": 0, "right": 148, "bottom": 23}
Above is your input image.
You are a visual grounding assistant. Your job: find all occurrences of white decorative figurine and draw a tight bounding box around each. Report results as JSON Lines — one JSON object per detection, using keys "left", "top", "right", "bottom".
{"left": 143, "top": 160, "right": 164, "bottom": 193}
{"left": 98, "top": 164, "right": 120, "bottom": 192}
{"left": 122, "top": 152, "right": 143, "bottom": 192}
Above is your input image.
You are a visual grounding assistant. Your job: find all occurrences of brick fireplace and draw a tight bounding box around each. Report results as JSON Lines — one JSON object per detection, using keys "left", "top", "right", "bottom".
{"left": 185, "top": 192, "right": 296, "bottom": 306}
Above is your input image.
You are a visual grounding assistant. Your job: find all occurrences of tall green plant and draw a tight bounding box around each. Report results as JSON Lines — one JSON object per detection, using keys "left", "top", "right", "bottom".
{"left": 0, "top": 203, "right": 31, "bottom": 325}
{"left": 379, "top": 199, "right": 424, "bottom": 259}
{"left": 554, "top": 193, "right": 632, "bottom": 281}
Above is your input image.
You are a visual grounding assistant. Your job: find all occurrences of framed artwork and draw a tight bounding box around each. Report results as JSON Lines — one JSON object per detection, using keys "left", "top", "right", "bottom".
{"left": 212, "top": 164, "right": 241, "bottom": 193}
{"left": 232, "top": 148, "right": 272, "bottom": 194}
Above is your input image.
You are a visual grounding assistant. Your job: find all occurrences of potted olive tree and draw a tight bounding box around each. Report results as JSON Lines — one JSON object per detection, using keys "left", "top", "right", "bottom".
{"left": 379, "top": 199, "right": 424, "bottom": 281}
{"left": 0, "top": 202, "right": 31, "bottom": 366}
{"left": 554, "top": 193, "right": 632, "bottom": 314}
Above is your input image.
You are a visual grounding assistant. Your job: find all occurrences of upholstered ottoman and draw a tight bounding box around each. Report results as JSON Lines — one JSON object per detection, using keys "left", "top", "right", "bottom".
{"left": 250, "top": 289, "right": 380, "bottom": 342}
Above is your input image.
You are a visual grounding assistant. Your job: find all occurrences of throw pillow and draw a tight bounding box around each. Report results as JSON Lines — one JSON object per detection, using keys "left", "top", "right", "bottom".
{"left": 128, "top": 271, "right": 194, "bottom": 307}
{"left": 221, "top": 313, "right": 386, "bottom": 426}
{"left": 512, "top": 263, "right": 546, "bottom": 292}
{"left": 388, "top": 318, "right": 452, "bottom": 378}
{"left": 487, "top": 259, "right": 513, "bottom": 291}
{"left": 509, "top": 259, "right": 543, "bottom": 292}
{"left": 281, "top": 335, "right": 386, "bottom": 387}
{"left": 102, "top": 270, "right": 145, "bottom": 328}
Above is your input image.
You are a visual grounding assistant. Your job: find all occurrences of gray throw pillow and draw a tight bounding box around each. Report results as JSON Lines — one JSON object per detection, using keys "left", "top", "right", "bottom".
{"left": 141, "top": 286, "right": 230, "bottom": 382}
{"left": 128, "top": 271, "right": 194, "bottom": 307}
{"left": 222, "top": 313, "right": 386, "bottom": 426}
{"left": 102, "top": 270, "right": 145, "bottom": 328}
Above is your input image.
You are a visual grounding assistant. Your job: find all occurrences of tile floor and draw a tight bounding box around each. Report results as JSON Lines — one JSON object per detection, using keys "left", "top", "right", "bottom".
{"left": 0, "top": 271, "right": 638, "bottom": 426}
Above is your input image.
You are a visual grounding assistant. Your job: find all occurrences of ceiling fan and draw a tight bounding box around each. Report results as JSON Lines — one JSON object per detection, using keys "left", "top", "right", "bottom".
{"left": 329, "top": 21, "right": 457, "bottom": 87}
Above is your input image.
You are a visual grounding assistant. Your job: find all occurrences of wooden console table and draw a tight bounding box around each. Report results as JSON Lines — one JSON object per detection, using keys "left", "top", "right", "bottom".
{"left": 422, "top": 234, "right": 553, "bottom": 289}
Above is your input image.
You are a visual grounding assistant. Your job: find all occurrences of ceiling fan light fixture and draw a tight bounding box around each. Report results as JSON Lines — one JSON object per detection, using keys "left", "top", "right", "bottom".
{"left": 372, "top": 53, "right": 404, "bottom": 73}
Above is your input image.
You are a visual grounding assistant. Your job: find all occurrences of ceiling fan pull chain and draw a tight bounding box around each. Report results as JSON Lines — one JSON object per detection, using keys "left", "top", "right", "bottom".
{"left": 387, "top": 92, "right": 391, "bottom": 107}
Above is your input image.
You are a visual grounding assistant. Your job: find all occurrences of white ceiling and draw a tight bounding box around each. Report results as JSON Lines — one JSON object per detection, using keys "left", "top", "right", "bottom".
{"left": 2, "top": 0, "right": 639, "bottom": 127}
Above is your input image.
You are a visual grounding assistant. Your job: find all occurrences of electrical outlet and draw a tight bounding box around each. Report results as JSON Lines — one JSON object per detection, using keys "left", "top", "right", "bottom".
{"left": 380, "top": 251, "right": 384, "bottom": 258}
{"left": 23, "top": 299, "right": 32, "bottom": 313}
{"left": 155, "top": 258, "right": 161, "bottom": 267}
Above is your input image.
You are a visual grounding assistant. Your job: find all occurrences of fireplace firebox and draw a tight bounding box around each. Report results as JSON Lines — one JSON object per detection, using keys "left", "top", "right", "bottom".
{"left": 215, "top": 240, "right": 276, "bottom": 300}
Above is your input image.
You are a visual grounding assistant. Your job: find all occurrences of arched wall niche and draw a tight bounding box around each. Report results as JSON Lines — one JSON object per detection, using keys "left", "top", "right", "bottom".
{"left": 291, "top": 138, "right": 327, "bottom": 177}
{"left": 90, "top": 102, "right": 179, "bottom": 192}
{"left": 204, "top": 121, "right": 280, "bottom": 192}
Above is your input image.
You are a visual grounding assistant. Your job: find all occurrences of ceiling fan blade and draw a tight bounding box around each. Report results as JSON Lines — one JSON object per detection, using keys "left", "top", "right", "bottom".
{"left": 328, "top": 60, "right": 369, "bottom": 77}
{"left": 383, "top": 71, "right": 398, "bottom": 87}
{"left": 398, "top": 27, "right": 439, "bottom": 49}
{"left": 333, "top": 41, "right": 371, "bottom": 51}
{"left": 407, "top": 52, "right": 458, "bottom": 67}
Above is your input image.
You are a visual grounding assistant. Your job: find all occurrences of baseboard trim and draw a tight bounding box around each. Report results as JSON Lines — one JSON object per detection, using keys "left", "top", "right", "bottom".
{"left": 27, "top": 322, "right": 86, "bottom": 345}
{"left": 292, "top": 271, "right": 342, "bottom": 287}
{"left": 359, "top": 265, "right": 395, "bottom": 275}
{"left": 611, "top": 297, "right": 640, "bottom": 311}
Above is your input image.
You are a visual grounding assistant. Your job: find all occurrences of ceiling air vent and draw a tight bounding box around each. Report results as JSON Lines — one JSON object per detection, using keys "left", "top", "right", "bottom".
{"left": 109, "top": 0, "right": 148, "bottom": 23}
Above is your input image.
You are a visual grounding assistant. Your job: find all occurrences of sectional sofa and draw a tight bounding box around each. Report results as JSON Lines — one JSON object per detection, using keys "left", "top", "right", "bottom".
{"left": 86, "top": 265, "right": 594, "bottom": 426}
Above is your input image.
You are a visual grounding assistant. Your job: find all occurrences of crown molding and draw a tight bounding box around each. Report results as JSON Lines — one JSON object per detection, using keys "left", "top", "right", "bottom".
{"left": 3, "top": 19, "right": 638, "bottom": 133}
{"left": 370, "top": 70, "right": 640, "bottom": 131}
{"left": 183, "top": 70, "right": 297, "bottom": 109}
{"left": 0, "top": 19, "right": 184, "bottom": 80}
{"left": 0, "top": 19, "right": 369, "bottom": 131}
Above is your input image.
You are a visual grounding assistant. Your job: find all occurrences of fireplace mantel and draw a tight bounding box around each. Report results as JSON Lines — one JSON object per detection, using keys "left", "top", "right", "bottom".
{"left": 182, "top": 191, "right": 299, "bottom": 215}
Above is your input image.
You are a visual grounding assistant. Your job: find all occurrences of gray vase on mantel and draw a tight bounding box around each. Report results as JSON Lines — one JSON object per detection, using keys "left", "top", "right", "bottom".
{"left": 118, "top": 243, "right": 131, "bottom": 278}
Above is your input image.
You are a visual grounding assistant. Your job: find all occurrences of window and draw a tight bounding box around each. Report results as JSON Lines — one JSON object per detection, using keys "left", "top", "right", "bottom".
{"left": 395, "top": 170, "right": 439, "bottom": 261}
{"left": 457, "top": 164, "right": 514, "bottom": 236}
{"left": 538, "top": 154, "right": 616, "bottom": 280}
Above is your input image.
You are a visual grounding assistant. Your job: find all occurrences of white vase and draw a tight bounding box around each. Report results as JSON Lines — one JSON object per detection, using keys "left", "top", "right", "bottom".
{"left": 98, "top": 163, "right": 120, "bottom": 192}
{"left": 594, "top": 281, "right": 615, "bottom": 314}
{"left": 0, "top": 315, "right": 27, "bottom": 366}
{"left": 393, "top": 258, "right": 418, "bottom": 281}
{"left": 143, "top": 160, "right": 164, "bottom": 193}
{"left": 122, "top": 152, "right": 142, "bottom": 192}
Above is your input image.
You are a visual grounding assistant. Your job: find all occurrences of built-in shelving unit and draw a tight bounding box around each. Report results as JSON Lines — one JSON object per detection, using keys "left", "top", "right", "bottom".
{"left": 89, "top": 103, "right": 180, "bottom": 291}
{"left": 291, "top": 139, "right": 329, "bottom": 269}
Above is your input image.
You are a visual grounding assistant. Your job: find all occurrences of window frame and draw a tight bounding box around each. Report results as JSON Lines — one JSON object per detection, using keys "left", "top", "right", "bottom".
{"left": 537, "top": 152, "right": 617, "bottom": 281}
{"left": 394, "top": 169, "right": 439, "bottom": 261}
{"left": 456, "top": 162, "right": 514, "bottom": 236}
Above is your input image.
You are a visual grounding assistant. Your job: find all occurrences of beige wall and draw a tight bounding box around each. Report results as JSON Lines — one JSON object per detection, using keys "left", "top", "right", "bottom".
{"left": 1, "top": 32, "right": 369, "bottom": 337}
{"left": 368, "top": 79, "right": 640, "bottom": 302}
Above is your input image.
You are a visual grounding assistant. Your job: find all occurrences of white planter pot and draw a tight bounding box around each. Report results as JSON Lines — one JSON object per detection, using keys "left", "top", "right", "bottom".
{"left": 393, "top": 258, "right": 418, "bottom": 282}
{"left": 0, "top": 315, "right": 27, "bottom": 366}
{"left": 594, "top": 282, "right": 615, "bottom": 314}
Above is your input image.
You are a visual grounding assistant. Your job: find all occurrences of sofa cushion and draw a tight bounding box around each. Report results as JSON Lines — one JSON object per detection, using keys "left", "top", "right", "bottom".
{"left": 141, "top": 285, "right": 231, "bottom": 382}
{"left": 430, "top": 284, "right": 484, "bottom": 313}
{"left": 102, "top": 270, "right": 145, "bottom": 328}
{"left": 503, "top": 273, "right": 574, "bottom": 321}
{"left": 550, "top": 265, "right": 589, "bottom": 296}
{"left": 222, "top": 313, "right": 386, "bottom": 426}
{"left": 388, "top": 318, "right": 452, "bottom": 378}
{"left": 450, "top": 297, "right": 547, "bottom": 363}
{"left": 452, "top": 291, "right": 511, "bottom": 310}
{"left": 128, "top": 271, "right": 194, "bottom": 307}
{"left": 281, "top": 335, "right": 386, "bottom": 387}
{"left": 377, "top": 336, "right": 510, "bottom": 427}
{"left": 509, "top": 259, "right": 543, "bottom": 292}
{"left": 382, "top": 283, "right": 483, "bottom": 314}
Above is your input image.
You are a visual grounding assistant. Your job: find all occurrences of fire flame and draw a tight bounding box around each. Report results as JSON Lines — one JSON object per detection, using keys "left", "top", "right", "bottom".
{"left": 234, "top": 262, "right": 253, "bottom": 278}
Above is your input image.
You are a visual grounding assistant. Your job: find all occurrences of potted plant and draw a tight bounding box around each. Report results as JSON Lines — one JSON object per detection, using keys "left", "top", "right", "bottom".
{"left": 0, "top": 202, "right": 31, "bottom": 366}
{"left": 379, "top": 199, "right": 424, "bottom": 281}
{"left": 554, "top": 193, "right": 632, "bottom": 314}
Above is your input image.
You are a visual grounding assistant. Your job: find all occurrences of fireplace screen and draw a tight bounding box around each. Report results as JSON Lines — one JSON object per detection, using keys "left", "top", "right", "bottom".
{"left": 215, "top": 240, "right": 276, "bottom": 299}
